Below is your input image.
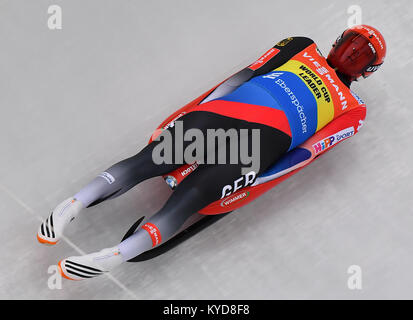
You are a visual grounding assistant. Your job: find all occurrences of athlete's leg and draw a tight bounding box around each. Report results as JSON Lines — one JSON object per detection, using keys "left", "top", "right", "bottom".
{"left": 58, "top": 163, "right": 246, "bottom": 280}
{"left": 73, "top": 142, "right": 178, "bottom": 209}
{"left": 41, "top": 111, "right": 290, "bottom": 246}
{"left": 118, "top": 163, "right": 245, "bottom": 260}
{"left": 38, "top": 112, "right": 213, "bottom": 245}
{"left": 56, "top": 119, "right": 292, "bottom": 279}
{"left": 74, "top": 112, "right": 217, "bottom": 209}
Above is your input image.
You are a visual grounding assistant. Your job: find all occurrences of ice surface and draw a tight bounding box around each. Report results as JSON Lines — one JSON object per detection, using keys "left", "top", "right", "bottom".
{"left": 0, "top": 0, "right": 412, "bottom": 299}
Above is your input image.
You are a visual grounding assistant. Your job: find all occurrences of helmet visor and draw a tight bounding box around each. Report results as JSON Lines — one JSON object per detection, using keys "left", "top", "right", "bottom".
{"left": 331, "top": 31, "right": 377, "bottom": 77}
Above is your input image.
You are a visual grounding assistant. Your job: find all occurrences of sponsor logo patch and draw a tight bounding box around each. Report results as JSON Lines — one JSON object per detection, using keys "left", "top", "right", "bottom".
{"left": 98, "top": 172, "right": 115, "bottom": 184}
{"left": 180, "top": 162, "right": 199, "bottom": 177}
{"left": 365, "top": 65, "right": 381, "bottom": 73}
{"left": 312, "top": 127, "right": 355, "bottom": 154}
{"left": 220, "top": 191, "right": 250, "bottom": 207}
{"left": 276, "top": 37, "right": 293, "bottom": 47}
{"left": 164, "top": 175, "right": 177, "bottom": 189}
{"left": 142, "top": 223, "right": 162, "bottom": 247}
{"left": 249, "top": 48, "right": 280, "bottom": 71}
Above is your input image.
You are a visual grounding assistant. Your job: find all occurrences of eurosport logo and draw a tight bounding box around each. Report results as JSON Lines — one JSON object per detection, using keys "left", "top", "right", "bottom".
{"left": 312, "top": 127, "right": 355, "bottom": 154}
{"left": 220, "top": 191, "right": 250, "bottom": 207}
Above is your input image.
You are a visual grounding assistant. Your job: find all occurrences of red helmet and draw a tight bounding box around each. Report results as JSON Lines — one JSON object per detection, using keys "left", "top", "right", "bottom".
{"left": 327, "top": 25, "right": 386, "bottom": 81}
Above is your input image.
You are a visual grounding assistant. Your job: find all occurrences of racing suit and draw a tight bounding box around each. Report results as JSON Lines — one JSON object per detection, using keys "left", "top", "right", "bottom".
{"left": 72, "top": 37, "right": 366, "bottom": 260}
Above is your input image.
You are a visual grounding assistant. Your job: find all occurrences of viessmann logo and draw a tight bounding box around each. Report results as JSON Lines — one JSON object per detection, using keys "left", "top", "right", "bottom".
{"left": 220, "top": 191, "right": 250, "bottom": 207}
{"left": 312, "top": 127, "right": 354, "bottom": 154}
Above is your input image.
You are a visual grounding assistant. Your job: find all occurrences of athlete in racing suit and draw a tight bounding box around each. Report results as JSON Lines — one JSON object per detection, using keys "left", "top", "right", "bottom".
{"left": 37, "top": 25, "right": 386, "bottom": 280}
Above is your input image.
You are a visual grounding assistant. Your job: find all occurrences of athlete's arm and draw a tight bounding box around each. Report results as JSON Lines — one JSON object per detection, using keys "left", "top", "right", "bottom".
{"left": 255, "top": 105, "right": 366, "bottom": 185}
{"left": 201, "top": 37, "right": 314, "bottom": 103}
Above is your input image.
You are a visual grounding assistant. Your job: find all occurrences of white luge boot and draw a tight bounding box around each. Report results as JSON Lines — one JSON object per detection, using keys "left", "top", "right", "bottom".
{"left": 58, "top": 246, "right": 124, "bottom": 280}
{"left": 37, "top": 197, "right": 83, "bottom": 245}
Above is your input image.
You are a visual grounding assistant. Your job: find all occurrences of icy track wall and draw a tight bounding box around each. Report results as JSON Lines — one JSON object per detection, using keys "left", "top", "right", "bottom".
{"left": 0, "top": 0, "right": 412, "bottom": 299}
